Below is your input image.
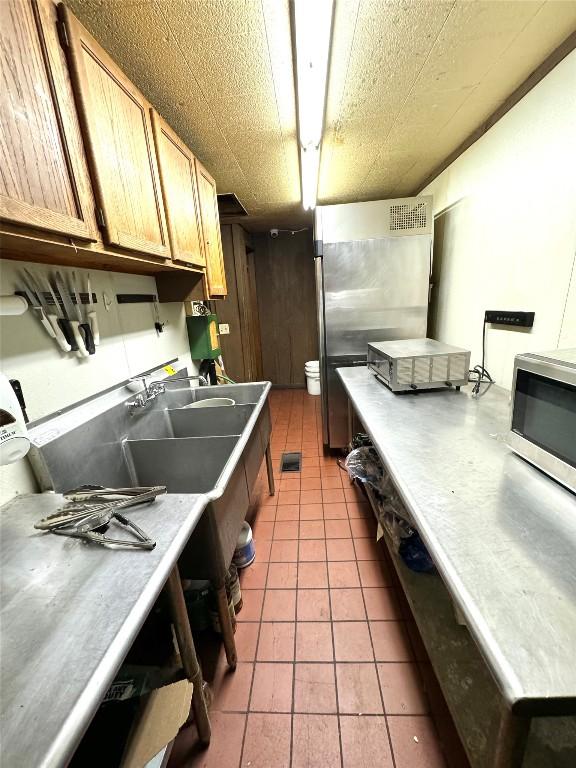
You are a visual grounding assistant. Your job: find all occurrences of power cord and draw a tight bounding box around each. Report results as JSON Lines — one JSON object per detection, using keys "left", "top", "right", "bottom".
{"left": 468, "top": 316, "right": 494, "bottom": 396}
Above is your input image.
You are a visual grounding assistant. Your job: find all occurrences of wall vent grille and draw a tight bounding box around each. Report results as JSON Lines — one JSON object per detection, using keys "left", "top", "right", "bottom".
{"left": 390, "top": 201, "right": 428, "bottom": 232}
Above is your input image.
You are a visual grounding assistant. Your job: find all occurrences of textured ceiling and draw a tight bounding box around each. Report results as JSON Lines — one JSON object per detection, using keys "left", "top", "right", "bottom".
{"left": 321, "top": 0, "right": 576, "bottom": 202}
{"left": 67, "top": 0, "right": 576, "bottom": 230}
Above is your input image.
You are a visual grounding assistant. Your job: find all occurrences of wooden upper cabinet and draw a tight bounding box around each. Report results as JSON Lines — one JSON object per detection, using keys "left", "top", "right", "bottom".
{"left": 195, "top": 159, "right": 227, "bottom": 297}
{"left": 0, "top": 0, "right": 97, "bottom": 240}
{"left": 60, "top": 6, "right": 170, "bottom": 260}
{"left": 151, "top": 112, "right": 205, "bottom": 268}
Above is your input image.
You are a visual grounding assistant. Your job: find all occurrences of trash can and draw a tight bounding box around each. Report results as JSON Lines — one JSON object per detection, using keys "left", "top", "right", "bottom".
{"left": 305, "top": 360, "right": 320, "bottom": 395}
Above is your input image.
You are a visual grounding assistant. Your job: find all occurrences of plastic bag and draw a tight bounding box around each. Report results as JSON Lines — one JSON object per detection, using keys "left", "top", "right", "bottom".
{"left": 344, "top": 443, "right": 434, "bottom": 573}
{"left": 344, "top": 446, "right": 414, "bottom": 547}
{"left": 344, "top": 446, "right": 384, "bottom": 489}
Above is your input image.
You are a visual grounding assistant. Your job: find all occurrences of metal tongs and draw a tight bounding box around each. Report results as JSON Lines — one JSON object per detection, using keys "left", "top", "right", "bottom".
{"left": 34, "top": 485, "right": 166, "bottom": 550}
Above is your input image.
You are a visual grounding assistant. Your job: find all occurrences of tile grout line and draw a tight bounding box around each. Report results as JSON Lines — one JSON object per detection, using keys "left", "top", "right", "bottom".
{"left": 325, "top": 503, "right": 345, "bottom": 768}
{"left": 289, "top": 487, "right": 301, "bottom": 768}
{"left": 382, "top": 547, "right": 447, "bottom": 763}
{"left": 358, "top": 532, "right": 399, "bottom": 768}
{"left": 223, "top": 708, "right": 431, "bottom": 717}
{"left": 238, "top": 479, "right": 270, "bottom": 767}
{"left": 212, "top": 652, "right": 415, "bottom": 663}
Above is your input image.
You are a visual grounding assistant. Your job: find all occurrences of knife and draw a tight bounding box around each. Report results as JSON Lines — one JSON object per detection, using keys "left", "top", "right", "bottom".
{"left": 44, "top": 275, "right": 72, "bottom": 352}
{"left": 86, "top": 274, "right": 100, "bottom": 346}
{"left": 25, "top": 268, "right": 71, "bottom": 352}
{"left": 72, "top": 271, "right": 95, "bottom": 355}
{"left": 54, "top": 271, "right": 85, "bottom": 355}
{"left": 20, "top": 272, "right": 55, "bottom": 339}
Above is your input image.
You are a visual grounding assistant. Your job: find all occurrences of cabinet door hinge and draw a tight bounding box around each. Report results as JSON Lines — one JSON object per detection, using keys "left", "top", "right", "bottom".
{"left": 95, "top": 207, "right": 106, "bottom": 229}
{"left": 57, "top": 20, "right": 69, "bottom": 50}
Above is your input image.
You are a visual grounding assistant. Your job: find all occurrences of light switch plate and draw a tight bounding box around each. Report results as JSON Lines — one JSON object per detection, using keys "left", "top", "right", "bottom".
{"left": 219, "top": 323, "right": 230, "bottom": 335}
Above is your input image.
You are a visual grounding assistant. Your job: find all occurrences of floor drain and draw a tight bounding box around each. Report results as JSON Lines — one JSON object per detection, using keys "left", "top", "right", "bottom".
{"left": 281, "top": 452, "right": 301, "bottom": 472}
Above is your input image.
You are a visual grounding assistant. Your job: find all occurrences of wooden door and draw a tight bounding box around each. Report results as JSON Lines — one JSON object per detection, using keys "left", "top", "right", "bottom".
{"left": 216, "top": 224, "right": 246, "bottom": 380}
{"left": 216, "top": 225, "right": 263, "bottom": 382}
{"left": 150, "top": 112, "right": 205, "bottom": 268}
{"left": 61, "top": 7, "right": 170, "bottom": 260}
{"left": 232, "top": 227, "right": 262, "bottom": 381}
{"left": 254, "top": 231, "right": 318, "bottom": 386}
{"left": 246, "top": 249, "right": 264, "bottom": 380}
{"left": 0, "top": 0, "right": 96, "bottom": 240}
{"left": 195, "top": 159, "right": 227, "bottom": 297}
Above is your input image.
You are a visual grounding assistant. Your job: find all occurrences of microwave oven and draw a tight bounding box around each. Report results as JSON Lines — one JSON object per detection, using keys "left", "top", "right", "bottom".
{"left": 508, "top": 349, "right": 576, "bottom": 494}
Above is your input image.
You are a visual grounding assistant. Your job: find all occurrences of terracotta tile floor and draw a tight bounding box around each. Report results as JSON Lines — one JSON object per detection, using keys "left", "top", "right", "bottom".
{"left": 169, "top": 390, "right": 470, "bottom": 768}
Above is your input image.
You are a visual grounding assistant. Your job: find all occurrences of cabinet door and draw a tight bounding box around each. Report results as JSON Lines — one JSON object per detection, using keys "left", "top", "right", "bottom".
{"left": 151, "top": 112, "right": 205, "bottom": 268}
{"left": 61, "top": 7, "right": 170, "bottom": 260}
{"left": 195, "top": 159, "right": 227, "bottom": 297}
{"left": 0, "top": 0, "right": 96, "bottom": 240}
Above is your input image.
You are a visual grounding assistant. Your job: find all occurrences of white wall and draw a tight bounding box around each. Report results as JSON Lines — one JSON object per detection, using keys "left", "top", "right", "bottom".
{"left": 0, "top": 259, "right": 195, "bottom": 503}
{"left": 421, "top": 50, "right": 576, "bottom": 390}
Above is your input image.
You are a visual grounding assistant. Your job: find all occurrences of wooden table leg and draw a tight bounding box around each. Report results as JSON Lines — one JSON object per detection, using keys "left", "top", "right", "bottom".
{"left": 212, "top": 576, "right": 237, "bottom": 670}
{"left": 265, "top": 442, "right": 275, "bottom": 496}
{"left": 166, "top": 566, "right": 211, "bottom": 745}
{"left": 492, "top": 705, "right": 530, "bottom": 768}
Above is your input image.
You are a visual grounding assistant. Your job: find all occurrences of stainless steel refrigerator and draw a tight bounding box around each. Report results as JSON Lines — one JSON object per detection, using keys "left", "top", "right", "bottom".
{"left": 314, "top": 196, "right": 433, "bottom": 448}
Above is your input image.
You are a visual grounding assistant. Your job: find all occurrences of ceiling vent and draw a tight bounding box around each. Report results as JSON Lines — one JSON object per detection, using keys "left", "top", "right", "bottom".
{"left": 217, "top": 193, "right": 248, "bottom": 218}
{"left": 389, "top": 201, "right": 428, "bottom": 232}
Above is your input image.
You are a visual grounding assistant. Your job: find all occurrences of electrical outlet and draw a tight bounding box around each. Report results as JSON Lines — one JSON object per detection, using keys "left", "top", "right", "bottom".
{"left": 485, "top": 310, "right": 535, "bottom": 328}
{"left": 219, "top": 323, "right": 230, "bottom": 335}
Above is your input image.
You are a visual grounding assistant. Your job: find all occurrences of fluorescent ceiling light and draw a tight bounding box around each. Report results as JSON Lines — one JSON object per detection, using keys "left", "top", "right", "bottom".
{"left": 293, "top": 0, "right": 333, "bottom": 208}
{"left": 301, "top": 146, "right": 320, "bottom": 211}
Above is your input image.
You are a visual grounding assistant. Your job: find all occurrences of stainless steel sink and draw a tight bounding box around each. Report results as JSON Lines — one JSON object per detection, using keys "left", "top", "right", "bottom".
{"left": 124, "top": 436, "right": 239, "bottom": 493}
{"left": 161, "top": 382, "right": 267, "bottom": 409}
{"left": 126, "top": 404, "right": 255, "bottom": 441}
{"left": 28, "top": 376, "right": 274, "bottom": 669}
{"left": 170, "top": 405, "right": 253, "bottom": 437}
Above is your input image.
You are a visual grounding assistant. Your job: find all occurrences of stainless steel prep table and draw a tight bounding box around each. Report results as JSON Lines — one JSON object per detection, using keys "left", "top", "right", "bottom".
{"left": 337, "top": 366, "right": 576, "bottom": 765}
{"left": 0, "top": 491, "right": 208, "bottom": 768}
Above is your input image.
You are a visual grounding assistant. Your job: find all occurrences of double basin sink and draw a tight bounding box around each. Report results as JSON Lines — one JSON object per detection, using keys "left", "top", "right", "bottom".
{"left": 29, "top": 381, "right": 272, "bottom": 582}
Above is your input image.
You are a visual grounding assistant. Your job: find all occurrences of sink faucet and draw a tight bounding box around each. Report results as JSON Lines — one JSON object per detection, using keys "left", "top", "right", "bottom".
{"left": 126, "top": 374, "right": 208, "bottom": 411}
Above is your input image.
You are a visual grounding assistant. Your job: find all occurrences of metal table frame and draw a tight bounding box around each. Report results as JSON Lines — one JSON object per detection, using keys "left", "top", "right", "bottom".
{"left": 339, "top": 366, "right": 576, "bottom": 767}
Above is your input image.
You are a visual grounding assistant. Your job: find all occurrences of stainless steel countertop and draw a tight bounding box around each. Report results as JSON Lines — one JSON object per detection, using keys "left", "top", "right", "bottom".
{"left": 0, "top": 491, "right": 207, "bottom": 768}
{"left": 338, "top": 366, "right": 576, "bottom": 715}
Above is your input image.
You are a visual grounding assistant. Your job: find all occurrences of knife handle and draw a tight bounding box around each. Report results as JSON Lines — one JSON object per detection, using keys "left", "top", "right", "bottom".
{"left": 47, "top": 314, "right": 71, "bottom": 352}
{"left": 80, "top": 322, "right": 96, "bottom": 355}
{"left": 57, "top": 318, "right": 78, "bottom": 352}
{"left": 88, "top": 310, "right": 100, "bottom": 346}
{"left": 70, "top": 320, "right": 89, "bottom": 357}
{"left": 38, "top": 308, "right": 56, "bottom": 338}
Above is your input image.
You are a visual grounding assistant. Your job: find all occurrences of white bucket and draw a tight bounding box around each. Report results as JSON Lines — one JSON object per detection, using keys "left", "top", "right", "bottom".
{"left": 305, "top": 360, "right": 321, "bottom": 395}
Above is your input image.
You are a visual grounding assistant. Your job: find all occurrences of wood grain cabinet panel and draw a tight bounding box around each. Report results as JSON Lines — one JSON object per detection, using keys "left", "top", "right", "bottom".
{"left": 0, "top": 0, "right": 97, "bottom": 240}
{"left": 151, "top": 112, "right": 205, "bottom": 268}
{"left": 61, "top": 6, "right": 170, "bottom": 260}
{"left": 218, "top": 224, "right": 263, "bottom": 381}
{"left": 195, "top": 159, "right": 227, "bottom": 298}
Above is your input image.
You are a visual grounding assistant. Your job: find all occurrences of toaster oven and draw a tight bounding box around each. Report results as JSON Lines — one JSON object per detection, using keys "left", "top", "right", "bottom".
{"left": 367, "top": 338, "right": 470, "bottom": 392}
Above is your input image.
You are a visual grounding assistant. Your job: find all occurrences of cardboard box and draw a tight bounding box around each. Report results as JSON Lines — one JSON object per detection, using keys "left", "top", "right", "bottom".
{"left": 121, "top": 679, "right": 193, "bottom": 768}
